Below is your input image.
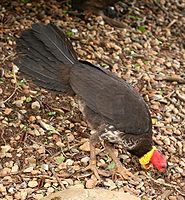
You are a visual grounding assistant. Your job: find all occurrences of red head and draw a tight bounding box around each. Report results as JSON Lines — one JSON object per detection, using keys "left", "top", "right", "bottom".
{"left": 150, "top": 150, "right": 167, "bottom": 172}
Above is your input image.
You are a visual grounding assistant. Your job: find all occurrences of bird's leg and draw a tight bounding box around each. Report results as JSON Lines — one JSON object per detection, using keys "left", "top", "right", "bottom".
{"left": 104, "top": 142, "right": 134, "bottom": 180}
{"left": 82, "top": 132, "right": 108, "bottom": 180}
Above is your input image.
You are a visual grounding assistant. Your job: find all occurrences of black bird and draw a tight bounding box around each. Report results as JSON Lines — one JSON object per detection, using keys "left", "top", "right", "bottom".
{"left": 14, "top": 23, "right": 167, "bottom": 179}
{"left": 71, "top": 0, "right": 119, "bottom": 13}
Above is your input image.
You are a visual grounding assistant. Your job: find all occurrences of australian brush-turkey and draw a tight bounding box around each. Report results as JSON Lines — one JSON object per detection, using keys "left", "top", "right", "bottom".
{"left": 14, "top": 23, "right": 167, "bottom": 179}
{"left": 71, "top": 0, "right": 119, "bottom": 12}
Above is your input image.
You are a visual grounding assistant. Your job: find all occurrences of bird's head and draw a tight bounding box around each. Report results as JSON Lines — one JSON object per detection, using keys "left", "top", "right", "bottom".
{"left": 139, "top": 146, "right": 167, "bottom": 172}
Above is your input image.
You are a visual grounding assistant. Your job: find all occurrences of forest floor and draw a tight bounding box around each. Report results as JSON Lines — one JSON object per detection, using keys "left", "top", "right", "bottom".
{"left": 0, "top": 0, "right": 185, "bottom": 199}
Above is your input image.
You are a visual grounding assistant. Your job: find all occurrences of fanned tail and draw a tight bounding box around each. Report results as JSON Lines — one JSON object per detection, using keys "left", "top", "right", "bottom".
{"left": 15, "top": 23, "right": 79, "bottom": 93}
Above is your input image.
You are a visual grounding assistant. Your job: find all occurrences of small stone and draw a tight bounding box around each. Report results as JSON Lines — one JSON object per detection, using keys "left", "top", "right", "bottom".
{"left": 0, "top": 168, "right": 10, "bottom": 176}
{"left": 71, "top": 28, "right": 78, "bottom": 33}
{"left": 20, "top": 189, "right": 28, "bottom": 200}
{"left": 81, "top": 156, "right": 90, "bottom": 164}
{"left": 0, "top": 145, "right": 11, "bottom": 158}
{"left": 104, "top": 179, "right": 117, "bottom": 190}
{"left": 47, "top": 187, "right": 55, "bottom": 193}
{"left": 19, "top": 182, "right": 27, "bottom": 189}
{"left": 33, "top": 194, "right": 44, "bottom": 199}
{"left": 44, "top": 182, "right": 51, "bottom": 188}
{"left": 41, "top": 164, "right": 49, "bottom": 171}
{"left": 11, "top": 164, "right": 19, "bottom": 173}
{"left": 0, "top": 184, "right": 6, "bottom": 193}
{"left": 65, "top": 159, "right": 74, "bottom": 166}
{"left": 31, "top": 101, "right": 40, "bottom": 110}
{"left": 98, "top": 159, "right": 106, "bottom": 167}
{"left": 73, "top": 164, "right": 80, "bottom": 171}
{"left": 163, "top": 137, "right": 171, "bottom": 145}
{"left": 28, "top": 180, "right": 38, "bottom": 188}
{"left": 8, "top": 186, "right": 16, "bottom": 194}
{"left": 165, "top": 62, "right": 172, "bottom": 67}
{"left": 168, "top": 146, "right": 176, "bottom": 154}
{"left": 29, "top": 115, "right": 36, "bottom": 122}
{"left": 56, "top": 141, "right": 65, "bottom": 148}
{"left": 176, "top": 167, "right": 183, "bottom": 174}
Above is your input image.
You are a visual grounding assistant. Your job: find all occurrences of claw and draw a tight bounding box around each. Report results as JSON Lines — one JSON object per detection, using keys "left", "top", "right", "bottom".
{"left": 112, "top": 164, "right": 134, "bottom": 180}
{"left": 104, "top": 142, "right": 135, "bottom": 180}
{"left": 83, "top": 160, "right": 110, "bottom": 180}
{"left": 83, "top": 160, "right": 101, "bottom": 180}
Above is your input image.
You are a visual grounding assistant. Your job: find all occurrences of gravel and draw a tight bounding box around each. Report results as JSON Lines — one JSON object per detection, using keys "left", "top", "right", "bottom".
{"left": 0, "top": 0, "right": 185, "bottom": 199}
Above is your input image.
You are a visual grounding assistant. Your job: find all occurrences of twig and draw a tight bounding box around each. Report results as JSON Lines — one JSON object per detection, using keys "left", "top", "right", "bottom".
{"left": 0, "top": 127, "right": 6, "bottom": 145}
{"left": 167, "top": 19, "right": 177, "bottom": 28}
{"left": 51, "top": 167, "right": 66, "bottom": 190}
{"left": 0, "top": 64, "right": 18, "bottom": 105}
{"left": 98, "top": 11, "right": 127, "bottom": 28}
{"left": 1, "top": 53, "right": 16, "bottom": 64}
{"left": 146, "top": 174, "right": 185, "bottom": 197}
{"left": 156, "top": 75, "right": 185, "bottom": 84}
{"left": 176, "top": 90, "right": 185, "bottom": 103}
{"left": 153, "top": 0, "right": 168, "bottom": 14}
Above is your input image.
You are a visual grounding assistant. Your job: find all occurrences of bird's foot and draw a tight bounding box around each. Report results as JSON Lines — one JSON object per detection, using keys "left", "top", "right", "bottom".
{"left": 83, "top": 160, "right": 109, "bottom": 180}
{"left": 112, "top": 163, "right": 134, "bottom": 180}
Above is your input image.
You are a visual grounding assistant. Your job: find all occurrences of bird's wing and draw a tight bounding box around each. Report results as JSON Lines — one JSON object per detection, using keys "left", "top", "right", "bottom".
{"left": 70, "top": 61, "right": 152, "bottom": 135}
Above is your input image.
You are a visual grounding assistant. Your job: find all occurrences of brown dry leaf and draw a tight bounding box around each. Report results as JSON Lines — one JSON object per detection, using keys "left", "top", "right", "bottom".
{"left": 85, "top": 179, "right": 97, "bottom": 189}
{"left": 3, "top": 107, "right": 12, "bottom": 115}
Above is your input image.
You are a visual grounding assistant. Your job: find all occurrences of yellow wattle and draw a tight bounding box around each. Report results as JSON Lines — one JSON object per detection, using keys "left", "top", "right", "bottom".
{"left": 139, "top": 146, "right": 157, "bottom": 169}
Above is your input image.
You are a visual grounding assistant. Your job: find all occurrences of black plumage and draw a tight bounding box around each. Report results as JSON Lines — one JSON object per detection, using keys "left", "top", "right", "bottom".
{"left": 71, "top": 0, "right": 119, "bottom": 12}
{"left": 15, "top": 23, "right": 153, "bottom": 159}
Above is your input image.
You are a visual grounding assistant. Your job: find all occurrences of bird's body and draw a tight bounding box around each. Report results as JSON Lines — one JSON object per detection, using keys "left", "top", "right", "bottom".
{"left": 15, "top": 23, "right": 167, "bottom": 175}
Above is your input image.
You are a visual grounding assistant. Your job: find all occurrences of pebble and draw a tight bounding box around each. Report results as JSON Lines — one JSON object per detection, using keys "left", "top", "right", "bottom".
{"left": 8, "top": 186, "right": 16, "bottom": 194}
{"left": 0, "top": 184, "right": 6, "bottom": 193}
{"left": 31, "top": 101, "right": 40, "bottom": 110}
{"left": 81, "top": 156, "right": 90, "bottom": 164}
{"left": 11, "top": 164, "right": 19, "bottom": 173}
{"left": 41, "top": 164, "right": 49, "bottom": 171}
{"left": 28, "top": 180, "right": 38, "bottom": 188}
{"left": 163, "top": 137, "right": 171, "bottom": 145}
{"left": 44, "top": 182, "right": 51, "bottom": 188}
{"left": 47, "top": 187, "right": 55, "bottom": 193}
{"left": 33, "top": 194, "right": 44, "bottom": 199}
{"left": 29, "top": 115, "right": 36, "bottom": 122}
{"left": 168, "top": 146, "right": 176, "bottom": 154}
{"left": 19, "top": 182, "right": 27, "bottom": 189}
{"left": 20, "top": 190, "right": 28, "bottom": 200}
{"left": 104, "top": 179, "right": 117, "bottom": 190}
{"left": 65, "top": 159, "right": 74, "bottom": 166}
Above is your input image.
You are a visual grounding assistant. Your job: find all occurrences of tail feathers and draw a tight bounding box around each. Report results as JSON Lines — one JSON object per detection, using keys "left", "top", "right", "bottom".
{"left": 15, "top": 23, "right": 78, "bottom": 93}
{"left": 31, "top": 23, "right": 78, "bottom": 64}
{"left": 16, "top": 57, "right": 72, "bottom": 92}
